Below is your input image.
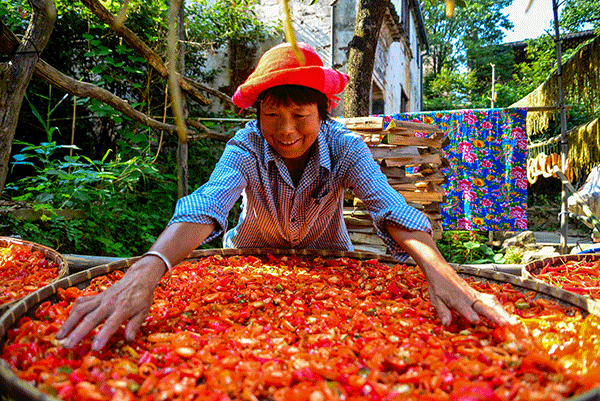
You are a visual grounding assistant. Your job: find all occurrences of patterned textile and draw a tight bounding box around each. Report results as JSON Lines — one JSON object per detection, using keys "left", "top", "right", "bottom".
{"left": 383, "top": 108, "right": 528, "bottom": 231}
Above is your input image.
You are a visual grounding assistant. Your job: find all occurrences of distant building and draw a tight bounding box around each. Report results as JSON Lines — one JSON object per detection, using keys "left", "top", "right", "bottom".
{"left": 504, "top": 29, "right": 597, "bottom": 65}
{"left": 210, "top": 0, "right": 429, "bottom": 116}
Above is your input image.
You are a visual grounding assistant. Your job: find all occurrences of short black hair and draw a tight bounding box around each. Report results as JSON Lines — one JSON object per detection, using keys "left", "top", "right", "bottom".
{"left": 254, "top": 85, "right": 330, "bottom": 126}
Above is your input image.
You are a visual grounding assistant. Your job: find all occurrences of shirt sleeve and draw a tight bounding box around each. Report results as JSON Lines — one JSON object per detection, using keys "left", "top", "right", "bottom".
{"left": 340, "top": 131, "right": 433, "bottom": 261}
{"left": 168, "top": 136, "right": 250, "bottom": 245}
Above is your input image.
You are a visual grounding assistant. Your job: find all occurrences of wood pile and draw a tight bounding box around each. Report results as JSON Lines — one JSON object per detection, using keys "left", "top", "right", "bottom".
{"left": 337, "top": 117, "right": 448, "bottom": 254}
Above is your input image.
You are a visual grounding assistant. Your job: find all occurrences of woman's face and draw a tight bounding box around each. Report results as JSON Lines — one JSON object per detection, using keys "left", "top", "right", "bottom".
{"left": 259, "top": 97, "right": 320, "bottom": 171}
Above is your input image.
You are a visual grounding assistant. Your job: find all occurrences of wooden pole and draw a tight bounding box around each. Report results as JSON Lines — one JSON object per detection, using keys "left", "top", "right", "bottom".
{"left": 552, "top": 0, "right": 569, "bottom": 254}
{"left": 175, "top": 0, "right": 188, "bottom": 198}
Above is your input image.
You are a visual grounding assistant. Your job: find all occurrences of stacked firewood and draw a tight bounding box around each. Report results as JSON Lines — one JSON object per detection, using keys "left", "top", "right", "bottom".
{"left": 337, "top": 117, "right": 448, "bottom": 254}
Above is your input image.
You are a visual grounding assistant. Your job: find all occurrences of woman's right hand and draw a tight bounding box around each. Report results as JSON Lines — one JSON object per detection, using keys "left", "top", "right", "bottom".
{"left": 55, "top": 256, "right": 166, "bottom": 351}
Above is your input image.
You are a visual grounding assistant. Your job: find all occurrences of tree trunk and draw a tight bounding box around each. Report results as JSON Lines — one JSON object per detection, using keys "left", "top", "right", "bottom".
{"left": 0, "top": 0, "right": 56, "bottom": 195}
{"left": 343, "top": 0, "right": 389, "bottom": 118}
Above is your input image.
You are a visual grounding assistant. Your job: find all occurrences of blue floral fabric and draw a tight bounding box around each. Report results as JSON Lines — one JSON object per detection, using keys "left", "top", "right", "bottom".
{"left": 382, "top": 108, "right": 528, "bottom": 231}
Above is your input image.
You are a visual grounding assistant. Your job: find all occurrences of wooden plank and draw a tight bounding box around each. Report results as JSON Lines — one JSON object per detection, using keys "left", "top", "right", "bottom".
{"left": 353, "top": 131, "right": 383, "bottom": 145}
{"left": 422, "top": 212, "right": 443, "bottom": 220}
{"left": 398, "top": 191, "right": 446, "bottom": 203}
{"left": 388, "top": 182, "right": 419, "bottom": 191}
{"left": 382, "top": 154, "right": 442, "bottom": 167}
{"left": 422, "top": 203, "right": 442, "bottom": 213}
{"left": 379, "top": 166, "right": 406, "bottom": 178}
{"left": 386, "top": 135, "right": 443, "bottom": 148}
{"left": 348, "top": 231, "right": 386, "bottom": 246}
{"left": 343, "top": 208, "right": 370, "bottom": 218}
{"left": 343, "top": 216, "right": 374, "bottom": 226}
{"left": 345, "top": 225, "right": 375, "bottom": 233}
{"left": 387, "top": 119, "right": 442, "bottom": 133}
{"left": 370, "top": 146, "right": 421, "bottom": 159}
{"left": 335, "top": 117, "right": 384, "bottom": 130}
{"left": 350, "top": 198, "right": 436, "bottom": 211}
{"left": 352, "top": 244, "right": 388, "bottom": 255}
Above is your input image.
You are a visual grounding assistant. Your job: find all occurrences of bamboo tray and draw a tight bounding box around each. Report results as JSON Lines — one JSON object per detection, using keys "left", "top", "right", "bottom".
{"left": 0, "top": 248, "right": 598, "bottom": 401}
{"left": 522, "top": 253, "right": 600, "bottom": 315}
{"left": 0, "top": 237, "right": 69, "bottom": 315}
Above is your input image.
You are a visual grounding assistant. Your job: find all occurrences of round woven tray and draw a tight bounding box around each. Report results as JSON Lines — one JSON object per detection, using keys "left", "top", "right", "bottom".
{"left": 522, "top": 253, "right": 600, "bottom": 316}
{"left": 0, "top": 248, "right": 597, "bottom": 401}
{"left": 0, "top": 237, "right": 69, "bottom": 315}
{"left": 524, "top": 253, "right": 600, "bottom": 277}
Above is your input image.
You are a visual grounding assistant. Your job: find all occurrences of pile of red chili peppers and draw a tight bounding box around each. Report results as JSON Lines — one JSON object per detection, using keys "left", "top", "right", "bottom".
{"left": 0, "top": 243, "right": 60, "bottom": 307}
{"left": 2, "top": 254, "right": 599, "bottom": 401}
{"left": 530, "top": 259, "right": 600, "bottom": 299}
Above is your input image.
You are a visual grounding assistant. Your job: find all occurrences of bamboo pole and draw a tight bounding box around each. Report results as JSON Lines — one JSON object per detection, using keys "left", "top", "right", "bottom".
{"left": 552, "top": 0, "right": 569, "bottom": 254}
{"left": 174, "top": 0, "right": 188, "bottom": 198}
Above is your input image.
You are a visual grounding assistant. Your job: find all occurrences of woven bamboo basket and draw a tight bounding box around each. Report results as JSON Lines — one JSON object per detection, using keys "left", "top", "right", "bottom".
{"left": 0, "top": 248, "right": 598, "bottom": 401}
{"left": 0, "top": 237, "right": 69, "bottom": 315}
{"left": 522, "top": 253, "right": 600, "bottom": 315}
{"left": 524, "top": 253, "right": 600, "bottom": 277}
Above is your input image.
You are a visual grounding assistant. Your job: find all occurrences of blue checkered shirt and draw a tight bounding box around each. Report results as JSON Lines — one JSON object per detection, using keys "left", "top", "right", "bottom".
{"left": 169, "top": 119, "right": 432, "bottom": 261}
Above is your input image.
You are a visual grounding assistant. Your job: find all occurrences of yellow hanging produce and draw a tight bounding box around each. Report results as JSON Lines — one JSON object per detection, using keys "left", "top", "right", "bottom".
{"left": 279, "top": 0, "right": 305, "bottom": 65}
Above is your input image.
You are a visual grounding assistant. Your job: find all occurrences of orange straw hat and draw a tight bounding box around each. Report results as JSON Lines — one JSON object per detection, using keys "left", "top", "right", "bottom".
{"left": 232, "top": 42, "right": 349, "bottom": 111}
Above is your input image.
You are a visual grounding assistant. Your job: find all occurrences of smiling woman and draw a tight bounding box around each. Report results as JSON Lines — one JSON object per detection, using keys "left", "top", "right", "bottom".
{"left": 54, "top": 42, "right": 510, "bottom": 352}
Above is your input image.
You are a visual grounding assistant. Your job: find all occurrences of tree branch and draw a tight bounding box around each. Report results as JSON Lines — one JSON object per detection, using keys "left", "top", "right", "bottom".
{"left": 80, "top": 0, "right": 236, "bottom": 108}
{"left": 0, "top": 20, "right": 231, "bottom": 144}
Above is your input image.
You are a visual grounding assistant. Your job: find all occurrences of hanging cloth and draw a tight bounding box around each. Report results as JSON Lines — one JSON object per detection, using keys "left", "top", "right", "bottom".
{"left": 383, "top": 108, "right": 528, "bottom": 231}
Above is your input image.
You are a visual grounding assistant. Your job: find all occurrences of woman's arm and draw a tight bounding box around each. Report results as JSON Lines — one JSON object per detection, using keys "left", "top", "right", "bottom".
{"left": 56, "top": 222, "right": 215, "bottom": 351}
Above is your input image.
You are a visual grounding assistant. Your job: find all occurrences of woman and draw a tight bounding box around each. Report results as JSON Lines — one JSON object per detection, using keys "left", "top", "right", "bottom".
{"left": 57, "top": 42, "right": 510, "bottom": 351}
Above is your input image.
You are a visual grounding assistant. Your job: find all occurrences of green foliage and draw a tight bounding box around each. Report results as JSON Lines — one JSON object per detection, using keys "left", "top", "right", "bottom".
{"left": 495, "top": 246, "right": 524, "bottom": 265}
{"left": 436, "top": 231, "right": 498, "bottom": 264}
{"left": 423, "top": 66, "right": 479, "bottom": 110}
{"left": 422, "top": 0, "right": 513, "bottom": 110}
{"left": 3, "top": 137, "right": 233, "bottom": 256}
{"left": 560, "top": 0, "right": 600, "bottom": 32}
{"left": 422, "top": 0, "right": 513, "bottom": 75}
{"left": 0, "top": 0, "right": 276, "bottom": 255}
{"left": 0, "top": 0, "right": 29, "bottom": 34}
{"left": 4, "top": 141, "right": 175, "bottom": 255}
{"left": 187, "top": 0, "right": 279, "bottom": 48}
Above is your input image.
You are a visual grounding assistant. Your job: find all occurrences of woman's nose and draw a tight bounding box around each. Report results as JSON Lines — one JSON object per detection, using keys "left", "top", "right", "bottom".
{"left": 280, "top": 115, "right": 296, "bottom": 134}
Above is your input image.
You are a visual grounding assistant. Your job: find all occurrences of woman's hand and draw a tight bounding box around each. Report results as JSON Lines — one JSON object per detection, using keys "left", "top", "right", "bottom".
{"left": 387, "top": 223, "right": 513, "bottom": 326}
{"left": 55, "top": 257, "right": 165, "bottom": 351}
{"left": 418, "top": 255, "right": 514, "bottom": 326}
{"left": 55, "top": 222, "right": 215, "bottom": 350}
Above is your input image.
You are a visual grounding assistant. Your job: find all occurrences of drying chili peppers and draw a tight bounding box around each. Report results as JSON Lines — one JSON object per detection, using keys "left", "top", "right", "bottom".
{"left": 2, "top": 254, "right": 599, "bottom": 401}
{"left": 530, "top": 259, "right": 600, "bottom": 299}
{"left": 0, "top": 243, "right": 61, "bottom": 307}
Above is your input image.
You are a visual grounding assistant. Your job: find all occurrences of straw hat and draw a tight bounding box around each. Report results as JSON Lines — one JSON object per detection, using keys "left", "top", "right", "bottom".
{"left": 232, "top": 42, "right": 349, "bottom": 110}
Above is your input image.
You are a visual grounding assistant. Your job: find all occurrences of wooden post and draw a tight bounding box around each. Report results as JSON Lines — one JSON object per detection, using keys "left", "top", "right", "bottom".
{"left": 552, "top": 0, "right": 568, "bottom": 254}
{"left": 175, "top": 0, "right": 188, "bottom": 198}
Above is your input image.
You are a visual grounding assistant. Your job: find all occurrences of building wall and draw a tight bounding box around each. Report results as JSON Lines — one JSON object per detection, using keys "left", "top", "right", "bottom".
{"left": 210, "top": 0, "right": 426, "bottom": 116}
